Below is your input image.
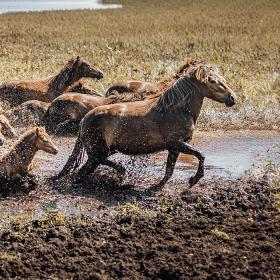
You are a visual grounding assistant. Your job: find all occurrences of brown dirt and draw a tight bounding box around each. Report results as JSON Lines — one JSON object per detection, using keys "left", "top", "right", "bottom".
{"left": 0, "top": 175, "right": 279, "bottom": 279}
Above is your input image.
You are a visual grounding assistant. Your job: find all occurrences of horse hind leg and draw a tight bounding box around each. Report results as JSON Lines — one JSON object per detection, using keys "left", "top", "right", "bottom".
{"left": 102, "top": 159, "right": 126, "bottom": 179}
{"left": 76, "top": 142, "right": 110, "bottom": 181}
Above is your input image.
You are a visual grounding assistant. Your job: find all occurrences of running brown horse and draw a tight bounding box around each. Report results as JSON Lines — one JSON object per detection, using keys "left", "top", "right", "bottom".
{"left": 0, "top": 114, "right": 18, "bottom": 145}
{"left": 42, "top": 91, "right": 148, "bottom": 134}
{"left": 58, "top": 60, "right": 237, "bottom": 189}
{"left": 105, "top": 60, "right": 193, "bottom": 96}
{"left": 0, "top": 56, "right": 103, "bottom": 106}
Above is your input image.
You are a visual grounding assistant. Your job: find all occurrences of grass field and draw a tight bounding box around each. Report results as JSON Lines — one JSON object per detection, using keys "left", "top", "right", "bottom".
{"left": 0, "top": 0, "right": 279, "bottom": 120}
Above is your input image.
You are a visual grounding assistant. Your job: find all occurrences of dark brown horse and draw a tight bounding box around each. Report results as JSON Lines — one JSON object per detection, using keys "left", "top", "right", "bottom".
{"left": 105, "top": 60, "right": 193, "bottom": 96}
{"left": 58, "top": 60, "right": 237, "bottom": 189}
{"left": 0, "top": 56, "right": 103, "bottom": 106}
{"left": 42, "top": 91, "right": 147, "bottom": 134}
{"left": 6, "top": 100, "right": 50, "bottom": 126}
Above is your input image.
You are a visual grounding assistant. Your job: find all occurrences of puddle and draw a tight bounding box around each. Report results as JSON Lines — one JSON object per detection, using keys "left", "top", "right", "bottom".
{"left": 0, "top": 0, "right": 122, "bottom": 14}
{"left": 154, "top": 130, "right": 280, "bottom": 179}
{"left": 0, "top": 130, "right": 279, "bottom": 224}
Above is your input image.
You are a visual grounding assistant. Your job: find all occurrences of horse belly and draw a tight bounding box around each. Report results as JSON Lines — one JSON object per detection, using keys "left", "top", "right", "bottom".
{"left": 112, "top": 122, "right": 165, "bottom": 155}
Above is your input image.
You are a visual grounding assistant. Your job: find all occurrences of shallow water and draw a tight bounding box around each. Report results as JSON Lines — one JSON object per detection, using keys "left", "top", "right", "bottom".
{"left": 0, "top": 130, "right": 279, "bottom": 224}
{"left": 0, "top": 0, "right": 122, "bottom": 14}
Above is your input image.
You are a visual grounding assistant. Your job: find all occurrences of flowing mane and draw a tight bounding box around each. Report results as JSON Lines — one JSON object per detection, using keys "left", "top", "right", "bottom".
{"left": 48, "top": 57, "right": 80, "bottom": 92}
{"left": 154, "top": 61, "right": 213, "bottom": 113}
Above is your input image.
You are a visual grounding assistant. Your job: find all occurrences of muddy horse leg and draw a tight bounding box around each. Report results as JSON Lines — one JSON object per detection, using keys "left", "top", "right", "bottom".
{"left": 76, "top": 144, "right": 109, "bottom": 181}
{"left": 151, "top": 151, "right": 179, "bottom": 191}
{"left": 173, "top": 141, "right": 205, "bottom": 186}
{"left": 102, "top": 159, "right": 126, "bottom": 178}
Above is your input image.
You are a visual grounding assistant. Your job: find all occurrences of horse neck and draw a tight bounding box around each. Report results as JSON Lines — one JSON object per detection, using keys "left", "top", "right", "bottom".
{"left": 12, "top": 134, "right": 38, "bottom": 166}
{"left": 187, "top": 80, "right": 204, "bottom": 123}
{"left": 49, "top": 65, "right": 80, "bottom": 94}
{"left": 154, "top": 77, "right": 204, "bottom": 123}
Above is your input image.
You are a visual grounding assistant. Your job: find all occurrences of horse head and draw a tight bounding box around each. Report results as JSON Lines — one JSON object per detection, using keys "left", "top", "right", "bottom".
{"left": 34, "top": 127, "right": 58, "bottom": 155}
{"left": 182, "top": 60, "right": 237, "bottom": 107}
{"left": 73, "top": 56, "right": 104, "bottom": 80}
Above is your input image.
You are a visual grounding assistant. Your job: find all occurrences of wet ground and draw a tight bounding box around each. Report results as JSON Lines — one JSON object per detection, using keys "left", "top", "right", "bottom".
{"left": 0, "top": 171, "right": 279, "bottom": 279}
{"left": 0, "top": 130, "right": 279, "bottom": 279}
{"left": 0, "top": 130, "right": 279, "bottom": 223}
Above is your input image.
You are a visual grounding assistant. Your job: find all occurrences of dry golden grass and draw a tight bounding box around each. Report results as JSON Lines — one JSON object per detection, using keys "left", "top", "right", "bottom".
{"left": 0, "top": 0, "right": 279, "bottom": 126}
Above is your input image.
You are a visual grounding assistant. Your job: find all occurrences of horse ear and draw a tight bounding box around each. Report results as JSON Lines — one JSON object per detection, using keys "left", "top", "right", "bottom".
{"left": 36, "top": 127, "right": 40, "bottom": 136}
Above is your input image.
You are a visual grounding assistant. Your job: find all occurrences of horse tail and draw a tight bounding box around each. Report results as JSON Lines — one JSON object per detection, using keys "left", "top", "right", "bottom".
{"left": 57, "top": 130, "right": 85, "bottom": 178}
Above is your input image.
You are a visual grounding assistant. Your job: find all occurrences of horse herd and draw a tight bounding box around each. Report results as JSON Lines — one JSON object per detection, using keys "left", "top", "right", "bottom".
{"left": 0, "top": 56, "right": 237, "bottom": 190}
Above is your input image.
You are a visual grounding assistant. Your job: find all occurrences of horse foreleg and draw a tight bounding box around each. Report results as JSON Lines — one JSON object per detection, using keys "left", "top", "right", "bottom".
{"left": 151, "top": 151, "right": 179, "bottom": 191}
{"left": 173, "top": 141, "right": 205, "bottom": 186}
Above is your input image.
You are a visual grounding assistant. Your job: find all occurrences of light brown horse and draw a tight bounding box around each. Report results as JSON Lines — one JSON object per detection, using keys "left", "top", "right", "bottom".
{"left": 0, "top": 56, "right": 103, "bottom": 106}
{"left": 105, "top": 60, "right": 192, "bottom": 96}
{"left": 58, "top": 61, "right": 237, "bottom": 189}
{"left": 42, "top": 91, "right": 148, "bottom": 134}
{"left": 0, "top": 114, "right": 18, "bottom": 145}
{"left": 0, "top": 127, "right": 58, "bottom": 178}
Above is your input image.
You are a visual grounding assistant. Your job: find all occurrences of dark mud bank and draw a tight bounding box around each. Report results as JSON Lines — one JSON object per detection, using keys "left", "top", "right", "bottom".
{"left": 1, "top": 177, "right": 279, "bottom": 279}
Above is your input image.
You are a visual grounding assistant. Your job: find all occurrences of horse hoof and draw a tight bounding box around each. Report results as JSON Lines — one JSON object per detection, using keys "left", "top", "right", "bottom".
{"left": 189, "top": 176, "right": 199, "bottom": 187}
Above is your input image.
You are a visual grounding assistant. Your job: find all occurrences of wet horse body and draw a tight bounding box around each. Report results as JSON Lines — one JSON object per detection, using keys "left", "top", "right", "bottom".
{"left": 0, "top": 56, "right": 103, "bottom": 106}
{"left": 42, "top": 91, "right": 148, "bottom": 134}
{"left": 7, "top": 100, "right": 50, "bottom": 126}
{"left": 59, "top": 61, "right": 236, "bottom": 188}
{"left": 42, "top": 93, "right": 108, "bottom": 134}
{"left": 106, "top": 80, "right": 167, "bottom": 96}
{"left": 105, "top": 60, "right": 194, "bottom": 96}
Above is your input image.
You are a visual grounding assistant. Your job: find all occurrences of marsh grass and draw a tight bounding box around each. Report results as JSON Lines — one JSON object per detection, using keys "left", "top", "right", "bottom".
{"left": 0, "top": 0, "right": 279, "bottom": 128}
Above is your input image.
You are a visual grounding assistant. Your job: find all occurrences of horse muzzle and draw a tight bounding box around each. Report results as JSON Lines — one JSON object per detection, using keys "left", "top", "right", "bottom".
{"left": 93, "top": 71, "right": 104, "bottom": 80}
{"left": 49, "top": 146, "right": 59, "bottom": 155}
{"left": 225, "top": 92, "right": 236, "bottom": 107}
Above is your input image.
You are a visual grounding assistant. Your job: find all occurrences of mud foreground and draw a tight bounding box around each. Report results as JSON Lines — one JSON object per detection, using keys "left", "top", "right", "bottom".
{"left": 0, "top": 172, "right": 279, "bottom": 279}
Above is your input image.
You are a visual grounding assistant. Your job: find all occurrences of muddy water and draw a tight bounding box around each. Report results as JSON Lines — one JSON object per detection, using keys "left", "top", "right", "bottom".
{"left": 0, "top": 130, "right": 279, "bottom": 224}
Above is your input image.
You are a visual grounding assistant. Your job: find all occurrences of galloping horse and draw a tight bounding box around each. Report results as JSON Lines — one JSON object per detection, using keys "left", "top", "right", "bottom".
{"left": 42, "top": 91, "right": 149, "bottom": 134}
{"left": 0, "top": 56, "right": 103, "bottom": 106}
{"left": 105, "top": 60, "right": 193, "bottom": 96}
{"left": 0, "top": 114, "right": 18, "bottom": 145}
{"left": 58, "top": 60, "right": 237, "bottom": 189}
{"left": 0, "top": 127, "right": 58, "bottom": 178}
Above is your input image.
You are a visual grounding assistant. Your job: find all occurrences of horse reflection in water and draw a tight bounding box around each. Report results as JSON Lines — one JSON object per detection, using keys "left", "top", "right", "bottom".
{"left": 58, "top": 60, "right": 237, "bottom": 190}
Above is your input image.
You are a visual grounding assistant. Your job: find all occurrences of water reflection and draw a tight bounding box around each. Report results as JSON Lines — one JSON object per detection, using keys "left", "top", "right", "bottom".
{"left": 0, "top": 0, "right": 122, "bottom": 14}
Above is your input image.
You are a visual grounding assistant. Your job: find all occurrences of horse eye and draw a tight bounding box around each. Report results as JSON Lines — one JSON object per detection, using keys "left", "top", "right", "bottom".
{"left": 209, "top": 80, "right": 216, "bottom": 84}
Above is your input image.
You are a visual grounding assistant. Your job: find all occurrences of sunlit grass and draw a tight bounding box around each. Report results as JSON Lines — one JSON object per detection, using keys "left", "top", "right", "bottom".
{"left": 0, "top": 0, "right": 279, "bottom": 116}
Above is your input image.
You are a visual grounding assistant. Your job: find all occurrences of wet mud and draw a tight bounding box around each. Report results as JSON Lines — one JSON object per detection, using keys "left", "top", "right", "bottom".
{"left": 0, "top": 130, "right": 279, "bottom": 279}
{"left": 0, "top": 130, "right": 279, "bottom": 220}
{"left": 0, "top": 176, "right": 279, "bottom": 279}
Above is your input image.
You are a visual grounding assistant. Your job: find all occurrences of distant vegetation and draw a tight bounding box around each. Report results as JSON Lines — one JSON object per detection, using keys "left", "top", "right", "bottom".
{"left": 0, "top": 0, "right": 279, "bottom": 119}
